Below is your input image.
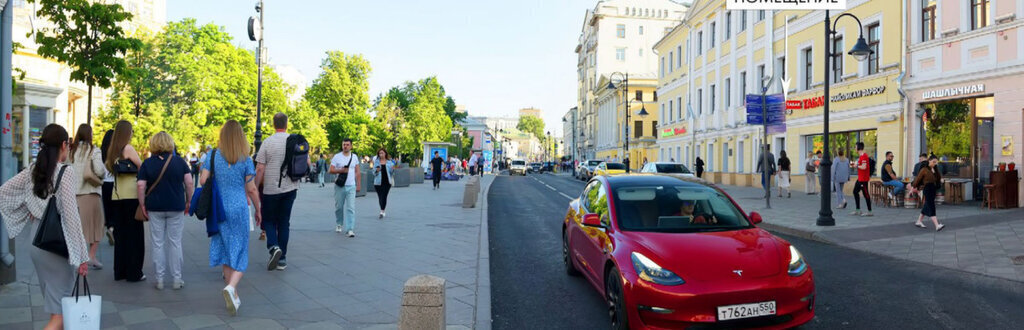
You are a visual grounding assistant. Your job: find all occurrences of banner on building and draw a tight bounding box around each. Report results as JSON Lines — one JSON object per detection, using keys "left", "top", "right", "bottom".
{"left": 727, "top": 0, "right": 847, "bottom": 11}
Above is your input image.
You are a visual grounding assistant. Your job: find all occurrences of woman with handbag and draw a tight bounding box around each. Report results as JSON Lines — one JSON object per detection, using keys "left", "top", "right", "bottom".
{"left": 1, "top": 124, "right": 90, "bottom": 330}
{"left": 202, "top": 120, "right": 262, "bottom": 315}
{"left": 372, "top": 148, "right": 396, "bottom": 219}
{"left": 136, "top": 132, "right": 194, "bottom": 290}
{"left": 911, "top": 156, "right": 946, "bottom": 231}
{"left": 776, "top": 150, "right": 792, "bottom": 198}
{"left": 69, "top": 124, "right": 106, "bottom": 270}
{"left": 805, "top": 152, "right": 819, "bottom": 194}
{"left": 105, "top": 120, "right": 146, "bottom": 282}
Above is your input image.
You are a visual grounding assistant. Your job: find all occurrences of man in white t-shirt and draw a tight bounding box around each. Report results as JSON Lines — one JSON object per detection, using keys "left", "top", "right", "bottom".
{"left": 330, "top": 138, "right": 361, "bottom": 237}
{"left": 254, "top": 114, "right": 300, "bottom": 271}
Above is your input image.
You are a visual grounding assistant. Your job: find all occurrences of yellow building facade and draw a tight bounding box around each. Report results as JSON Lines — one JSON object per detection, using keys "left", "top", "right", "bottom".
{"left": 593, "top": 75, "right": 659, "bottom": 171}
{"left": 655, "top": 0, "right": 905, "bottom": 191}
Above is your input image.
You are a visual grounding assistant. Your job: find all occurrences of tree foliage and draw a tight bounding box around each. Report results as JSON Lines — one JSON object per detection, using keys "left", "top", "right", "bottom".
{"left": 517, "top": 115, "right": 546, "bottom": 142}
{"left": 373, "top": 77, "right": 455, "bottom": 161}
{"left": 925, "top": 101, "right": 971, "bottom": 159}
{"left": 29, "top": 0, "right": 141, "bottom": 123}
{"left": 304, "top": 51, "right": 377, "bottom": 155}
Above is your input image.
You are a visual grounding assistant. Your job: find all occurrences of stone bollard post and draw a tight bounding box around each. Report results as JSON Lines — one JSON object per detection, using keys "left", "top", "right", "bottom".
{"left": 399, "top": 275, "right": 446, "bottom": 330}
{"left": 462, "top": 176, "right": 480, "bottom": 208}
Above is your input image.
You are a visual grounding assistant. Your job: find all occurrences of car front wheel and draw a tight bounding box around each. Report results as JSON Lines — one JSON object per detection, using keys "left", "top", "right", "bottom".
{"left": 563, "top": 230, "right": 581, "bottom": 277}
{"left": 606, "top": 268, "right": 629, "bottom": 330}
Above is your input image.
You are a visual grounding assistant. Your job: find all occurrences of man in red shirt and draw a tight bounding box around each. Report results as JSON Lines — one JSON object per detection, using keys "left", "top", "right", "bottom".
{"left": 851, "top": 142, "right": 873, "bottom": 216}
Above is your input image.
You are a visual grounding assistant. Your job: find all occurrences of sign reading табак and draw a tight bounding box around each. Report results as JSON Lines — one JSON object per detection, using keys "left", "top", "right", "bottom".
{"left": 727, "top": 0, "right": 847, "bottom": 11}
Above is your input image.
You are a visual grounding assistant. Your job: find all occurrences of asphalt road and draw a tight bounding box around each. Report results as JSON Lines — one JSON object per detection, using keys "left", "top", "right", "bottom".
{"left": 488, "top": 172, "right": 1024, "bottom": 329}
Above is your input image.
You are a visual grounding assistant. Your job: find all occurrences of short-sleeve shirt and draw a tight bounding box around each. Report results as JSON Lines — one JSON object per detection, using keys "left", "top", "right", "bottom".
{"left": 255, "top": 132, "right": 299, "bottom": 195}
{"left": 857, "top": 153, "right": 871, "bottom": 182}
{"left": 331, "top": 152, "right": 359, "bottom": 186}
{"left": 431, "top": 157, "right": 443, "bottom": 172}
{"left": 137, "top": 152, "right": 191, "bottom": 212}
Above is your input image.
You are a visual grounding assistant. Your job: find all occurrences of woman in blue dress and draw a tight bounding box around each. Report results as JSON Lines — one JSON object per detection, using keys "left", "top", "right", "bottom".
{"left": 199, "top": 120, "right": 261, "bottom": 316}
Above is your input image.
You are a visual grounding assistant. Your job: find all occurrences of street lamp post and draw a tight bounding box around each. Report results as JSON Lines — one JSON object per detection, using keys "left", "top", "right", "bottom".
{"left": 607, "top": 72, "right": 634, "bottom": 172}
{"left": 817, "top": 11, "right": 874, "bottom": 226}
{"left": 563, "top": 109, "right": 578, "bottom": 177}
{"left": 247, "top": 0, "right": 265, "bottom": 153}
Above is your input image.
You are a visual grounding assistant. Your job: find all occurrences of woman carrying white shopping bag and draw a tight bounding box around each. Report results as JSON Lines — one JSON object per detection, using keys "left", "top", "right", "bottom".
{"left": 0, "top": 124, "right": 91, "bottom": 330}
{"left": 62, "top": 275, "right": 102, "bottom": 330}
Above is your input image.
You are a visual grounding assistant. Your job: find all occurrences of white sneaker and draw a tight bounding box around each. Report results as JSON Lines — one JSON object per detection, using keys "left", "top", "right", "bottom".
{"left": 173, "top": 279, "right": 185, "bottom": 290}
{"left": 335, "top": 225, "right": 343, "bottom": 233}
{"left": 347, "top": 230, "right": 355, "bottom": 238}
{"left": 155, "top": 281, "right": 164, "bottom": 290}
{"left": 379, "top": 211, "right": 384, "bottom": 219}
{"left": 222, "top": 285, "right": 240, "bottom": 316}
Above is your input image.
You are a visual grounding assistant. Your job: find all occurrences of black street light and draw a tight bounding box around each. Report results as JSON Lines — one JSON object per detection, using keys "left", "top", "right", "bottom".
{"left": 563, "top": 108, "right": 578, "bottom": 177}
{"left": 607, "top": 71, "right": 633, "bottom": 172}
{"left": 817, "top": 11, "right": 874, "bottom": 227}
{"left": 247, "top": 0, "right": 266, "bottom": 153}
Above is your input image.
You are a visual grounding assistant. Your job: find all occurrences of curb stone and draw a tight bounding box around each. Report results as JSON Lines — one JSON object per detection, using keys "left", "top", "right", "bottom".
{"left": 474, "top": 175, "right": 494, "bottom": 330}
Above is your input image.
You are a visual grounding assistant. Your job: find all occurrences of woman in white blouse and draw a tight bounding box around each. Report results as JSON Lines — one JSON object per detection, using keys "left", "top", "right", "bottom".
{"left": 0, "top": 124, "right": 89, "bottom": 330}
{"left": 69, "top": 124, "right": 106, "bottom": 269}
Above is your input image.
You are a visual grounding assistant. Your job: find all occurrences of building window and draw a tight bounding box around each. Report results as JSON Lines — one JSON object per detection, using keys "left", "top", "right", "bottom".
{"left": 867, "top": 23, "right": 880, "bottom": 75}
{"left": 757, "top": 65, "right": 766, "bottom": 92}
{"left": 697, "top": 31, "right": 703, "bottom": 55}
{"left": 635, "top": 120, "right": 643, "bottom": 138}
{"left": 710, "top": 22, "right": 716, "bottom": 49}
{"left": 710, "top": 85, "right": 716, "bottom": 114}
{"left": 677, "top": 45, "right": 682, "bottom": 67}
{"left": 677, "top": 96, "right": 682, "bottom": 119}
{"left": 669, "top": 51, "right": 674, "bottom": 72}
{"left": 740, "top": 72, "right": 747, "bottom": 98}
{"left": 660, "top": 57, "right": 665, "bottom": 77}
{"left": 740, "top": 10, "right": 748, "bottom": 30}
{"left": 668, "top": 100, "right": 673, "bottom": 121}
{"left": 651, "top": 121, "right": 658, "bottom": 137}
{"left": 697, "top": 89, "right": 703, "bottom": 115}
{"left": 639, "top": 48, "right": 644, "bottom": 57}
{"left": 922, "top": 0, "right": 936, "bottom": 41}
{"left": 832, "top": 36, "right": 844, "bottom": 83}
{"left": 725, "top": 78, "right": 731, "bottom": 108}
{"left": 725, "top": 13, "right": 732, "bottom": 40}
{"left": 639, "top": 26, "right": 645, "bottom": 35}
{"left": 757, "top": 10, "right": 765, "bottom": 21}
{"left": 616, "top": 48, "right": 626, "bottom": 61}
{"left": 777, "top": 57, "right": 786, "bottom": 80}
{"left": 971, "top": 0, "right": 990, "bottom": 30}
{"left": 617, "top": 24, "right": 626, "bottom": 38}
{"left": 635, "top": 90, "right": 643, "bottom": 101}
{"left": 803, "top": 48, "right": 813, "bottom": 90}
{"left": 661, "top": 103, "right": 666, "bottom": 123}
{"left": 653, "top": 91, "right": 658, "bottom": 101}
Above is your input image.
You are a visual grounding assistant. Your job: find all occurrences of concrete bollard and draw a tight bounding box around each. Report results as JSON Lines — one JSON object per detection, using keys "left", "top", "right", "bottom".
{"left": 411, "top": 169, "right": 425, "bottom": 184}
{"left": 462, "top": 176, "right": 480, "bottom": 208}
{"left": 394, "top": 168, "right": 411, "bottom": 187}
{"left": 399, "top": 275, "right": 446, "bottom": 330}
{"left": 357, "top": 164, "right": 370, "bottom": 197}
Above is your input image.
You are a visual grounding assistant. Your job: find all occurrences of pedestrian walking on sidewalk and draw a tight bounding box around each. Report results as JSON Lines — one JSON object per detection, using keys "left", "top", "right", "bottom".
{"left": 912, "top": 153, "right": 928, "bottom": 178}
{"left": 431, "top": 151, "right": 443, "bottom": 189}
{"left": 69, "top": 125, "right": 106, "bottom": 270}
{"left": 106, "top": 120, "right": 147, "bottom": 282}
{"left": 373, "top": 148, "right": 396, "bottom": 219}
{"left": 695, "top": 157, "right": 705, "bottom": 178}
{"left": 331, "top": 138, "right": 361, "bottom": 237}
{"left": 255, "top": 113, "right": 300, "bottom": 270}
{"left": 317, "top": 154, "right": 328, "bottom": 188}
{"left": 99, "top": 129, "right": 116, "bottom": 246}
{"left": 831, "top": 150, "right": 851, "bottom": 208}
{"left": 203, "top": 120, "right": 262, "bottom": 316}
{"left": 777, "top": 150, "right": 792, "bottom": 198}
{"left": 851, "top": 142, "right": 873, "bottom": 217}
{"left": 137, "top": 132, "right": 194, "bottom": 290}
{"left": 756, "top": 146, "right": 776, "bottom": 198}
{"left": 912, "top": 156, "right": 945, "bottom": 231}
{"left": 805, "top": 152, "right": 819, "bottom": 194}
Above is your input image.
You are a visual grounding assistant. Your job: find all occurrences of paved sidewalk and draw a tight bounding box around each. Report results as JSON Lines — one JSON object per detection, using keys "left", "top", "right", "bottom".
{"left": 718, "top": 184, "right": 1024, "bottom": 282}
{"left": 1, "top": 175, "right": 494, "bottom": 329}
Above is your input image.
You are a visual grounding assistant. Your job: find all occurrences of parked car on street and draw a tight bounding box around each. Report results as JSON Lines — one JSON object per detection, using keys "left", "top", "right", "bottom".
{"left": 510, "top": 159, "right": 528, "bottom": 176}
{"left": 578, "top": 160, "right": 603, "bottom": 180}
{"left": 542, "top": 162, "right": 556, "bottom": 173}
{"left": 562, "top": 175, "right": 815, "bottom": 329}
{"left": 592, "top": 162, "right": 627, "bottom": 177}
{"left": 640, "top": 162, "right": 696, "bottom": 178}
{"left": 529, "top": 162, "right": 543, "bottom": 173}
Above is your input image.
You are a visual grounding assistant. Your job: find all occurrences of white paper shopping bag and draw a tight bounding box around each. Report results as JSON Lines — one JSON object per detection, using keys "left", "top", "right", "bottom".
{"left": 62, "top": 275, "right": 101, "bottom": 330}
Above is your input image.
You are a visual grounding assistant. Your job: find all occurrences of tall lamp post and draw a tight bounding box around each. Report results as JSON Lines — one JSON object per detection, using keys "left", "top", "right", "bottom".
{"left": 563, "top": 109, "right": 577, "bottom": 177}
{"left": 636, "top": 106, "right": 649, "bottom": 166}
{"left": 817, "top": 11, "right": 875, "bottom": 226}
{"left": 607, "top": 72, "right": 647, "bottom": 173}
{"left": 247, "top": 0, "right": 266, "bottom": 153}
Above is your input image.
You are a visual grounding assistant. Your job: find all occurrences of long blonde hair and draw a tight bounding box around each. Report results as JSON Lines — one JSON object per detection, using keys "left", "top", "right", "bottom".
{"left": 218, "top": 120, "right": 249, "bottom": 165}
{"left": 105, "top": 120, "right": 133, "bottom": 172}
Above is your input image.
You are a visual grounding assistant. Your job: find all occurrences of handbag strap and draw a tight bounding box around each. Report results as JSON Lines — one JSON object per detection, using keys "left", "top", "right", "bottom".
{"left": 71, "top": 274, "right": 92, "bottom": 302}
{"left": 145, "top": 154, "right": 173, "bottom": 197}
{"left": 52, "top": 165, "right": 68, "bottom": 196}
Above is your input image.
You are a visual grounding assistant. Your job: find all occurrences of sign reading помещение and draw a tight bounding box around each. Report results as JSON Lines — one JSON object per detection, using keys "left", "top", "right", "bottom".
{"left": 726, "top": 0, "right": 848, "bottom": 11}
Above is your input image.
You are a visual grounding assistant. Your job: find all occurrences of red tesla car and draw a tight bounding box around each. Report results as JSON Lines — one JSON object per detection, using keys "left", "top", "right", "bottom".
{"left": 562, "top": 175, "right": 814, "bottom": 329}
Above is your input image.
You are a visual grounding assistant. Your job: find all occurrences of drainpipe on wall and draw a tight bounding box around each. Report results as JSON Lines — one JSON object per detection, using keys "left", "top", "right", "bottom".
{"left": 1, "top": 1, "right": 18, "bottom": 273}
{"left": 898, "top": 0, "right": 910, "bottom": 176}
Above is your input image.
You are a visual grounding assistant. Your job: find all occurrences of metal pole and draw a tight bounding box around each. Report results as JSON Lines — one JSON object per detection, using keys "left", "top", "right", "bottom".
{"left": 1, "top": 2, "right": 18, "bottom": 280}
{"left": 624, "top": 73, "right": 630, "bottom": 173}
{"left": 253, "top": 0, "right": 265, "bottom": 154}
{"left": 762, "top": 90, "right": 771, "bottom": 209}
{"left": 572, "top": 109, "right": 577, "bottom": 177}
{"left": 817, "top": 10, "right": 836, "bottom": 226}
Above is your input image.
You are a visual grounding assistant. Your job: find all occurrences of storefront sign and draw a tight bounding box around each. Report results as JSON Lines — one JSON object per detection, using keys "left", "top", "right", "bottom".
{"left": 1003, "top": 136, "right": 1014, "bottom": 156}
{"left": 830, "top": 85, "right": 886, "bottom": 102}
{"left": 921, "top": 84, "right": 986, "bottom": 100}
{"left": 801, "top": 96, "right": 825, "bottom": 109}
{"left": 661, "top": 126, "right": 687, "bottom": 137}
{"left": 785, "top": 100, "right": 803, "bottom": 110}
{"left": 727, "top": 0, "right": 847, "bottom": 11}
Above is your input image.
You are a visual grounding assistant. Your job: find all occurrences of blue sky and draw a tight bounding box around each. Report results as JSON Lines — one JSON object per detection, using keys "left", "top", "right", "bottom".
{"left": 167, "top": 0, "right": 599, "bottom": 134}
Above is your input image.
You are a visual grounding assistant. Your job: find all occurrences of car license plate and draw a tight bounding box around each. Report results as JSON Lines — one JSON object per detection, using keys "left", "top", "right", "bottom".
{"left": 716, "top": 301, "right": 776, "bottom": 321}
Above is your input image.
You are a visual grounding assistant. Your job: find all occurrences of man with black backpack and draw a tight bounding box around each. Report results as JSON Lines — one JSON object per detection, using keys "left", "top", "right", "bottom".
{"left": 255, "top": 113, "right": 309, "bottom": 271}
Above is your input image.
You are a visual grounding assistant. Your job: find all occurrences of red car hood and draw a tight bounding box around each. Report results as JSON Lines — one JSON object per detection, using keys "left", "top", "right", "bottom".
{"left": 626, "top": 228, "right": 783, "bottom": 283}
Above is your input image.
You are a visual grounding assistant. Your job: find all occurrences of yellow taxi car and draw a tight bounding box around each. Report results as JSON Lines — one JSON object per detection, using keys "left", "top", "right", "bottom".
{"left": 592, "top": 162, "right": 627, "bottom": 177}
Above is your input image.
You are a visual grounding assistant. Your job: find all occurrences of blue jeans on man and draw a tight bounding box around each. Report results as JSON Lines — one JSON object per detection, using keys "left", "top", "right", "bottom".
{"left": 882, "top": 179, "right": 905, "bottom": 196}
{"left": 262, "top": 190, "right": 297, "bottom": 262}
{"left": 334, "top": 185, "right": 357, "bottom": 232}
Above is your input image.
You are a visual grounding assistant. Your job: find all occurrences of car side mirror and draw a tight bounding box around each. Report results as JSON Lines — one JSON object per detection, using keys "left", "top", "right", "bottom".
{"left": 582, "top": 213, "right": 603, "bottom": 227}
{"left": 749, "top": 212, "right": 763, "bottom": 225}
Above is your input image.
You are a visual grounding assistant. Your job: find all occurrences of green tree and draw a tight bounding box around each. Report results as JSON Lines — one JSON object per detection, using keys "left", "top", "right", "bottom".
{"left": 517, "top": 115, "right": 545, "bottom": 141}
{"left": 925, "top": 101, "right": 971, "bottom": 159}
{"left": 29, "top": 0, "right": 141, "bottom": 125}
{"left": 443, "top": 96, "right": 467, "bottom": 124}
{"left": 305, "top": 51, "right": 377, "bottom": 154}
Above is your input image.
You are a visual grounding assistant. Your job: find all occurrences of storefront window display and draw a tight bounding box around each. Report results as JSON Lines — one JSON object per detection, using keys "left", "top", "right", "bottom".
{"left": 806, "top": 130, "right": 877, "bottom": 173}
{"left": 921, "top": 96, "right": 994, "bottom": 192}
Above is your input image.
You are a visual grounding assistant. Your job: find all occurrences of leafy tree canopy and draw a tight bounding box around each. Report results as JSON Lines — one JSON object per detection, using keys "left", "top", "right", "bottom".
{"left": 517, "top": 115, "right": 546, "bottom": 142}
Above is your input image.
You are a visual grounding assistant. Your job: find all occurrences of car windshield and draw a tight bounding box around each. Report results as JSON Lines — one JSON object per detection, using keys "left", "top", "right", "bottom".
{"left": 612, "top": 185, "right": 751, "bottom": 233}
{"left": 588, "top": 160, "right": 602, "bottom": 166}
{"left": 605, "top": 163, "right": 626, "bottom": 170}
{"left": 656, "top": 164, "right": 691, "bottom": 173}
{"left": 512, "top": 160, "right": 525, "bottom": 166}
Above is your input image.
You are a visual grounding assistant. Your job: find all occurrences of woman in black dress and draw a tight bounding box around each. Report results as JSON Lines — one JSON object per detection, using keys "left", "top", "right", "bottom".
{"left": 911, "top": 156, "right": 945, "bottom": 231}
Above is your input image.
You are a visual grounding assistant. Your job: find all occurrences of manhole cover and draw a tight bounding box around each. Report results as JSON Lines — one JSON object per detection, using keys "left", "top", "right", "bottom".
{"left": 427, "top": 223, "right": 477, "bottom": 229}
{"left": 1012, "top": 256, "right": 1024, "bottom": 266}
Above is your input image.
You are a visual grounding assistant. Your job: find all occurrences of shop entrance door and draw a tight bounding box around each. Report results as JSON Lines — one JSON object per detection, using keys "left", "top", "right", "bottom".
{"left": 976, "top": 118, "right": 994, "bottom": 191}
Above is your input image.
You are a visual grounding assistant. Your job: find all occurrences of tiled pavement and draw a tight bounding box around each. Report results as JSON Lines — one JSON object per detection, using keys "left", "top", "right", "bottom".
{"left": 1, "top": 174, "right": 494, "bottom": 329}
{"left": 717, "top": 184, "right": 1024, "bottom": 282}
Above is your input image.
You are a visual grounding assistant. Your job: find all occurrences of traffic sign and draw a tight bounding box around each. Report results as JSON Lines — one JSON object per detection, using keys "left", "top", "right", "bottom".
{"left": 746, "top": 94, "right": 786, "bottom": 125}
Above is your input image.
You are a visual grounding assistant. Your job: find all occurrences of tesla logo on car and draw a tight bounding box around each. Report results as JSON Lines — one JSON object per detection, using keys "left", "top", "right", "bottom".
{"left": 733, "top": 270, "right": 743, "bottom": 276}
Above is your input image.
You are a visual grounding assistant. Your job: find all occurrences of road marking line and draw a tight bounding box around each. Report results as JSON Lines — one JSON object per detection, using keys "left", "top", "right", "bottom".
{"left": 559, "top": 192, "right": 573, "bottom": 200}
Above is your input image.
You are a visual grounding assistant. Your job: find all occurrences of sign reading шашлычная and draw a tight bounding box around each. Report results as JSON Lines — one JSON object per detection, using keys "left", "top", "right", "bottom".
{"left": 727, "top": 0, "right": 848, "bottom": 11}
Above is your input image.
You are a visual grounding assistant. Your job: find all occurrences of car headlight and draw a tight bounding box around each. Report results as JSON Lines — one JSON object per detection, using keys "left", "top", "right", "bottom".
{"left": 788, "top": 246, "right": 808, "bottom": 276}
{"left": 631, "top": 252, "right": 685, "bottom": 286}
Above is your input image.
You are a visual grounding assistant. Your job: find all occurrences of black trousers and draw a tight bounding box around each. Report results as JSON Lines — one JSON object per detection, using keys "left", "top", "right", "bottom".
{"left": 432, "top": 171, "right": 441, "bottom": 187}
{"left": 113, "top": 199, "right": 145, "bottom": 281}
{"left": 375, "top": 184, "right": 392, "bottom": 210}
{"left": 261, "top": 191, "right": 296, "bottom": 260}
{"left": 853, "top": 181, "right": 872, "bottom": 211}
{"left": 101, "top": 182, "right": 115, "bottom": 228}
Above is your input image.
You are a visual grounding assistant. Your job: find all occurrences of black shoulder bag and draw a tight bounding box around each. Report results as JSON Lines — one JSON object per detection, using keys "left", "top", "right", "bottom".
{"left": 335, "top": 155, "right": 354, "bottom": 187}
{"left": 33, "top": 165, "right": 70, "bottom": 258}
{"left": 195, "top": 149, "right": 217, "bottom": 220}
